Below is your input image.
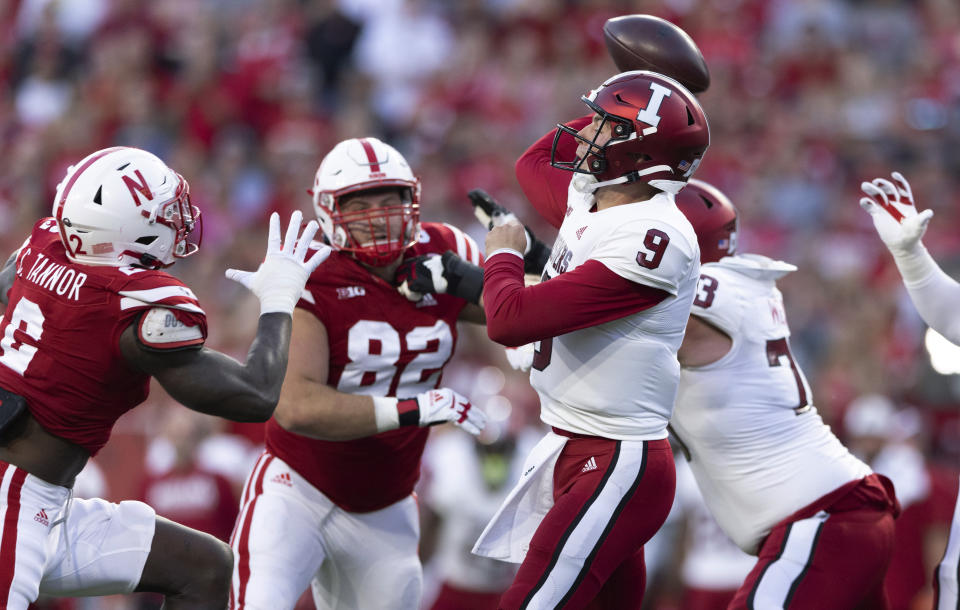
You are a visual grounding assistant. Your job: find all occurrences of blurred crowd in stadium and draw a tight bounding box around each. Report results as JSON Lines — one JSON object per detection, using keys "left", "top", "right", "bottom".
{"left": 3, "top": 0, "right": 959, "bottom": 608}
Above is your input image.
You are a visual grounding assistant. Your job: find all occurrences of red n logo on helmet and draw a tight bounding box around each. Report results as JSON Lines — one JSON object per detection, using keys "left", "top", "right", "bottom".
{"left": 122, "top": 170, "right": 154, "bottom": 207}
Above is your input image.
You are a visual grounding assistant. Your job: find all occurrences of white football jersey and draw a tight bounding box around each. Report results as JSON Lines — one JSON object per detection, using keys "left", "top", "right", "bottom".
{"left": 674, "top": 458, "right": 755, "bottom": 590}
{"left": 531, "top": 187, "right": 700, "bottom": 440}
{"left": 672, "top": 254, "right": 871, "bottom": 554}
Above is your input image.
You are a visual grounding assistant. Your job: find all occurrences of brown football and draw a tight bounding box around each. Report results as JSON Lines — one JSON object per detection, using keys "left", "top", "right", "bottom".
{"left": 603, "top": 14, "right": 710, "bottom": 94}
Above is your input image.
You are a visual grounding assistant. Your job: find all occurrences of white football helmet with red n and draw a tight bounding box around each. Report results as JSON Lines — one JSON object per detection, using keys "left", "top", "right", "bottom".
{"left": 311, "top": 137, "right": 421, "bottom": 267}
{"left": 53, "top": 146, "right": 201, "bottom": 269}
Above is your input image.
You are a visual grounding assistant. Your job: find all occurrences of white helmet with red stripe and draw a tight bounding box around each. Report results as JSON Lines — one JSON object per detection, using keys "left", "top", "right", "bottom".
{"left": 311, "top": 137, "right": 420, "bottom": 267}
{"left": 53, "top": 146, "right": 201, "bottom": 269}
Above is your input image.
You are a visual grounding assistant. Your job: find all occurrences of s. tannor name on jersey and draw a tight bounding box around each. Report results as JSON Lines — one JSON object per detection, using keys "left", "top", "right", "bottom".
{"left": 19, "top": 252, "right": 87, "bottom": 301}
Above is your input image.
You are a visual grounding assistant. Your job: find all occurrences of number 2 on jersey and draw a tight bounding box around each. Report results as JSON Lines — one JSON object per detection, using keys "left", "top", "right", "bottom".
{"left": 0, "top": 298, "right": 45, "bottom": 375}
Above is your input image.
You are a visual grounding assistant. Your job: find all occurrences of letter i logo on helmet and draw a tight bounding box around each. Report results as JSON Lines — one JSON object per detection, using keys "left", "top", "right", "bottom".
{"left": 551, "top": 70, "right": 710, "bottom": 195}
{"left": 53, "top": 146, "right": 202, "bottom": 269}
{"left": 310, "top": 137, "right": 421, "bottom": 268}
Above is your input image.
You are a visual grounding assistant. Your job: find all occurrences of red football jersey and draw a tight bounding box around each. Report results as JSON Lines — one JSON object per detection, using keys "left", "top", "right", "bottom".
{"left": 265, "top": 222, "right": 482, "bottom": 513}
{"left": 0, "top": 218, "right": 207, "bottom": 455}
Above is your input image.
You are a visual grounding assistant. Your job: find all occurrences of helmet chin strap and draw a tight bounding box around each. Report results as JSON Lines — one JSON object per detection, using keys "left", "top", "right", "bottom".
{"left": 572, "top": 174, "right": 600, "bottom": 193}
{"left": 573, "top": 164, "right": 677, "bottom": 194}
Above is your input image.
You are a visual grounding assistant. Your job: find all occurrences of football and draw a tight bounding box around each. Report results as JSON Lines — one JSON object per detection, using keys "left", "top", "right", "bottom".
{"left": 603, "top": 14, "right": 710, "bottom": 94}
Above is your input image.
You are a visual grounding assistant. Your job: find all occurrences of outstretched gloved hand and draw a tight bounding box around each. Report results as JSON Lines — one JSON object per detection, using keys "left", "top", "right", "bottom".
{"left": 859, "top": 172, "right": 933, "bottom": 255}
{"left": 226, "top": 211, "right": 330, "bottom": 315}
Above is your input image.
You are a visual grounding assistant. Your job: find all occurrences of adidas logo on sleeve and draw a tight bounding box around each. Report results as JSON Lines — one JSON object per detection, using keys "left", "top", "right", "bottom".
{"left": 270, "top": 472, "right": 293, "bottom": 487}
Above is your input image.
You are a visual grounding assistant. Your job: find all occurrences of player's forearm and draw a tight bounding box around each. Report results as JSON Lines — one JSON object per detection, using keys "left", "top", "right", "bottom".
{"left": 273, "top": 386, "right": 380, "bottom": 441}
{"left": 175, "top": 313, "right": 292, "bottom": 422}
{"left": 892, "top": 244, "right": 960, "bottom": 344}
{"left": 136, "top": 313, "right": 291, "bottom": 422}
{"left": 482, "top": 254, "right": 667, "bottom": 346}
{"left": 233, "top": 312, "right": 293, "bottom": 413}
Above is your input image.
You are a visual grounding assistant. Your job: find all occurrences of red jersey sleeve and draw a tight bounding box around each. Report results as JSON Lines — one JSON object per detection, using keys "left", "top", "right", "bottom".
{"left": 421, "top": 222, "right": 484, "bottom": 265}
{"left": 117, "top": 271, "right": 208, "bottom": 345}
{"left": 482, "top": 252, "right": 669, "bottom": 347}
{"left": 515, "top": 115, "right": 593, "bottom": 230}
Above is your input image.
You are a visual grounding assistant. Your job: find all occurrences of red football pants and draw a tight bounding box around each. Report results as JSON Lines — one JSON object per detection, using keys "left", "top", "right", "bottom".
{"left": 729, "top": 474, "right": 899, "bottom": 610}
{"left": 499, "top": 434, "right": 674, "bottom": 610}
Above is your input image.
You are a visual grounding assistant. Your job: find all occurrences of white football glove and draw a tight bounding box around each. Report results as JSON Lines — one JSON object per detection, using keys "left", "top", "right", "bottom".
{"left": 402, "top": 388, "right": 486, "bottom": 435}
{"left": 504, "top": 344, "right": 534, "bottom": 372}
{"left": 859, "top": 172, "right": 934, "bottom": 255}
{"left": 225, "top": 211, "right": 331, "bottom": 315}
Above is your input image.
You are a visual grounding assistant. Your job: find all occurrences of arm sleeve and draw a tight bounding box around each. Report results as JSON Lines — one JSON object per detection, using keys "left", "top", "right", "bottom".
{"left": 892, "top": 245, "right": 960, "bottom": 344}
{"left": 515, "top": 115, "right": 593, "bottom": 230}
{"left": 483, "top": 252, "right": 669, "bottom": 347}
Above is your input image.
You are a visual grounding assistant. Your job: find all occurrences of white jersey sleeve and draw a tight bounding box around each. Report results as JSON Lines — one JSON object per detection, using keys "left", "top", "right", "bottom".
{"left": 590, "top": 218, "right": 698, "bottom": 296}
{"left": 689, "top": 270, "right": 743, "bottom": 337}
{"left": 692, "top": 254, "right": 797, "bottom": 337}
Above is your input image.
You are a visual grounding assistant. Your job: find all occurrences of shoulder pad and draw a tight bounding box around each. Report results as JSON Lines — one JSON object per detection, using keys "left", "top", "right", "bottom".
{"left": 137, "top": 307, "right": 205, "bottom": 350}
{"left": 706, "top": 254, "right": 796, "bottom": 281}
{"left": 118, "top": 274, "right": 204, "bottom": 314}
{"left": 591, "top": 218, "right": 698, "bottom": 295}
{"left": 29, "top": 218, "right": 62, "bottom": 248}
{"left": 421, "top": 222, "right": 483, "bottom": 265}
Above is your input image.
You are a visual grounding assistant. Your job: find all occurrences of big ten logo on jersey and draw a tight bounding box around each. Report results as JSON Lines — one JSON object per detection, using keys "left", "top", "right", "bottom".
{"left": 338, "top": 319, "right": 454, "bottom": 397}
{"left": 549, "top": 236, "right": 573, "bottom": 276}
{"left": 337, "top": 286, "right": 366, "bottom": 300}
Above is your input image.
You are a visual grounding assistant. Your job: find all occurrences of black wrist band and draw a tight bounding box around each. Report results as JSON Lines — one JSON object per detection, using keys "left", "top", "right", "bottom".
{"left": 440, "top": 251, "right": 484, "bottom": 304}
{"left": 525, "top": 237, "right": 550, "bottom": 275}
{"left": 396, "top": 398, "right": 420, "bottom": 427}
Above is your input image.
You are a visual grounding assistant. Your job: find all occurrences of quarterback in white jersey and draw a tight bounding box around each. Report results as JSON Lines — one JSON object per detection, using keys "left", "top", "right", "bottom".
{"left": 477, "top": 71, "right": 710, "bottom": 609}
{"left": 673, "top": 179, "right": 900, "bottom": 610}
{"left": 859, "top": 171, "right": 960, "bottom": 610}
{"left": 530, "top": 181, "right": 699, "bottom": 441}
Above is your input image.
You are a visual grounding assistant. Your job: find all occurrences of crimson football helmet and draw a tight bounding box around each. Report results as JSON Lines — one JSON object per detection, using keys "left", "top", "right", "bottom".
{"left": 675, "top": 178, "right": 738, "bottom": 263}
{"left": 552, "top": 70, "right": 710, "bottom": 194}
{"left": 53, "top": 146, "right": 201, "bottom": 269}
{"left": 311, "top": 137, "right": 421, "bottom": 267}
